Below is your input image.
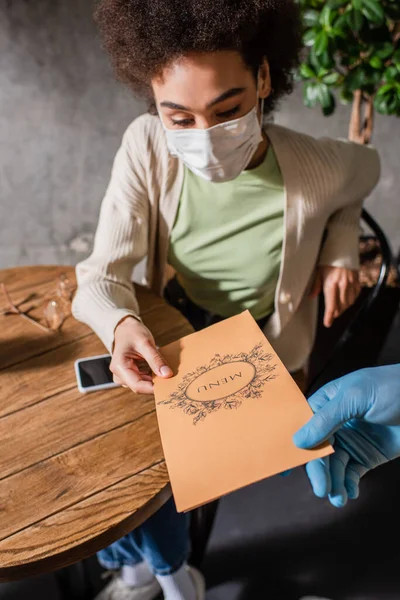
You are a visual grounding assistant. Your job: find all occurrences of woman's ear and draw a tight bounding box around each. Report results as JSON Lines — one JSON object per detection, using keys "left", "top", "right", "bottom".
{"left": 258, "top": 58, "right": 271, "bottom": 99}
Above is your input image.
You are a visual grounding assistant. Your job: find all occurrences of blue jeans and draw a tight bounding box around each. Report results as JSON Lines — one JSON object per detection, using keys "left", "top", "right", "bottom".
{"left": 97, "top": 497, "right": 190, "bottom": 576}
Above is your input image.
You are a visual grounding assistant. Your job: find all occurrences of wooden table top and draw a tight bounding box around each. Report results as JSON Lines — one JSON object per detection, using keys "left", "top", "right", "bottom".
{"left": 0, "top": 265, "right": 193, "bottom": 581}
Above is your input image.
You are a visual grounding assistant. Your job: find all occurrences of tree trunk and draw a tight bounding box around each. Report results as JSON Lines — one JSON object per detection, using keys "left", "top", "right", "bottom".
{"left": 348, "top": 90, "right": 374, "bottom": 145}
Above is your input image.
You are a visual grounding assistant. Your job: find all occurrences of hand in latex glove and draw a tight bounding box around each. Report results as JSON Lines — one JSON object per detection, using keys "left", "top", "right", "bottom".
{"left": 293, "top": 365, "right": 400, "bottom": 507}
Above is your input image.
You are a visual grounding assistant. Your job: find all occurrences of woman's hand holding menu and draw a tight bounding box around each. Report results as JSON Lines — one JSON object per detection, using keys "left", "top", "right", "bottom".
{"left": 111, "top": 317, "right": 173, "bottom": 394}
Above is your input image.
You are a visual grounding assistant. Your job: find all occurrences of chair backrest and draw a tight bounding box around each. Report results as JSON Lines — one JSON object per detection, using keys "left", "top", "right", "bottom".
{"left": 306, "top": 209, "right": 394, "bottom": 396}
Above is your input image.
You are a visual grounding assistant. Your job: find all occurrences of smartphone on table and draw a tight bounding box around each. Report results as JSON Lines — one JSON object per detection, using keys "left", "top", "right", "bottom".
{"left": 74, "top": 354, "right": 120, "bottom": 394}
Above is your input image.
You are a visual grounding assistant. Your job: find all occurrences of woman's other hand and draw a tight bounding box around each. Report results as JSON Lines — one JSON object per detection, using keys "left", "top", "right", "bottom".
{"left": 111, "top": 317, "right": 173, "bottom": 394}
{"left": 309, "top": 266, "right": 360, "bottom": 328}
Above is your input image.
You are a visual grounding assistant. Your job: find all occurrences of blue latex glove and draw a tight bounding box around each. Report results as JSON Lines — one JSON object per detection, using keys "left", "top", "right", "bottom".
{"left": 293, "top": 365, "right": 400, "bottom": 508}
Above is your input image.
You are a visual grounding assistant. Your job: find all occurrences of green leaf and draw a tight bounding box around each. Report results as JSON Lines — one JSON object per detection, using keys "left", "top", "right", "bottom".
{"left": 352, "top": 0, "right": 362, "bottom": 10}
{"left": 333, "top": 13, "right": 348, "bottom": 31}
{"left": 317, "top": 83, "right": 330, "bottom": 107}
{"left": 322, "top": 71, "right": 341, "bottom": 85}
{"left": 309, "top": 47, "right": 321, "bottom": 71}
{"left": 320, "top": 5, "right": 333, "bottom": 28}
{"left": 376, "top": 42, "right": 395, "bottom": 60}
{"left": 368, "top": 69, "right": 384, "bottom": 88}
{"left": 319, "top": 50, "right": 335, "bottom": 69}
{"left": 303, "top": 28, "right": 317, "bottom": 47}
{"left": 361, "top": 0, "right": 385, "bottom": 24}
{"left": 329, "top": 27, "right": 346, "bottom": 39}
{"left": 317, "top": 67, "right": 330, "bottom": 78}
{"left": 393, "top": 49, "right": 400, "bottom": 68}
{"left": 387, "top": 93, "right": 400, "bottom": 115}
{"left": 323, "top": 92, "right": 336, "bottom": 115}
{"left": 345, "top": 65, "right": 381, "bottom": 93}
{"left": 346, "top": 9, "right": 364, "bottom": 31}
{"left": 300, "top": 63, "right": 317, "bottom": 79}
{"left": 303, "top": 0, "right": 325, "bottom": 6}
{"left": 374, "top": 94, "right": 391, "bottom": 114}
{"left": 393, "top": 97, "right": 400, "bottom": 117}
{"left": 303, "top": 9, "right": 320, "bottom": 27}
{"left": 384, "top": 66, "right": 400, "bottom": 84}
{"left": 309, "top": 46, "right": 334, "bottom": 73}
{"left": 369, "top": 56, "right": 383, "bottom": 69}
{"left": 316, "top": 82, "right": 336, "bottom": 115}
{"left": 314, "top": 31, "right": 329, "bottom": 55}
{"left": 303, "top": 81, "right": 320, "bottom": 108}
{"left": 323, "top": 95, "right": 336, "bottom": 116}
{"left": 340, "top": 88, "right": 354, "bottom": 104}
{"left": 374, "top": 89, "right": 400, "bottom": 115}
{"left": 346, "top": 67, "right": 366, "bottom": 91}
{"left": 327, "top": 0, "right": 348, "bottom": 7}
{"left": 376, "top": 83, "right": 396, "bottom": 97}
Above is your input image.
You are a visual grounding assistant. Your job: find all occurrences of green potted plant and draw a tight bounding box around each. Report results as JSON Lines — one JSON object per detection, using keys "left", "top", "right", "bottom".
{"left": 298, "top": 0, "right": 400, "bottom": 143}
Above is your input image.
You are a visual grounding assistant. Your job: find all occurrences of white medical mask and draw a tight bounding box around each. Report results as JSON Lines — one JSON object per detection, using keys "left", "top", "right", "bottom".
{"left": 160, "top": 95, "right": 265, "bottom": 183}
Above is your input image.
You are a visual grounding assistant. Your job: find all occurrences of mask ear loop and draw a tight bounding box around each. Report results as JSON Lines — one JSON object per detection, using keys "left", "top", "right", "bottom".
{"left": 256, "top": 68, "right": 265, "bottom": 127}
{"left": 259, "top": 96, "right": 265, "bottom": 126}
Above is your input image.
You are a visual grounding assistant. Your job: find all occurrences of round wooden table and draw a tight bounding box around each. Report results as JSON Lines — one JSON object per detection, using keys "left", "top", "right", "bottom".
{"left": 0, "top": 266, "right": 193, "bottom": 581}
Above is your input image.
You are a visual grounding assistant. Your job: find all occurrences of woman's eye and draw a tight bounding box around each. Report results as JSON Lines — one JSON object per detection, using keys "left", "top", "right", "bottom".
{"left": 170, "top": 105, "right": 240, "bottom": 127}
{"left": 171, "top": 118, "right": 195, "bottom": 127}
{"left": 216, "top": 105, "right": 240, "bottom": 118}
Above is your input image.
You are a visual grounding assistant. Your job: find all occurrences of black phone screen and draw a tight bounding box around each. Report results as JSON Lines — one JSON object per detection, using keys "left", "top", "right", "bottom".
{"left": 77, "top": 356, "right": 114, "bottom": 388}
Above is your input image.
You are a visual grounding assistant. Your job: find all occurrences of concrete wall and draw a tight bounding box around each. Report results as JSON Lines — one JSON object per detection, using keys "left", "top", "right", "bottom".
{"left": 1, "top": 0, "right": 399, "bottom": 271}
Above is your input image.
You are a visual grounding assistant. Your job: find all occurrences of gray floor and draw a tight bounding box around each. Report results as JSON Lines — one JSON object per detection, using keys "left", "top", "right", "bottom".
{"left": 0, "top": 575, "right": 61, "bottom": 600}
{"left": 1, "top": 309, "right": 400, "bottom": 600}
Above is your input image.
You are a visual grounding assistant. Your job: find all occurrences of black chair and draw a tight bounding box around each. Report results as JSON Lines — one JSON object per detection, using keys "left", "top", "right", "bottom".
{"left": 307, "top": 208, "right": 397, "bottom": 394}
{"left": 190, "top": 498, "right": 220, "bottom": 569}
{"left": 189, "top": 208, "right": 397, "bottom": 568}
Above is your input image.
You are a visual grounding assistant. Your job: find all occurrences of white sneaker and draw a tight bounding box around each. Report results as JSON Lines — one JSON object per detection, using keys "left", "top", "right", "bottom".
{"left": 187, "top": 566, "right": 206, "bottom": 600}
{"left": 95, "top": 574, "right": 162, "bottom": 600}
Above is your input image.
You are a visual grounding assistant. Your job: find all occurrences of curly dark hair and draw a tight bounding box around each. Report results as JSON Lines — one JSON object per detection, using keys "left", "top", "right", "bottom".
{"left": 95, "top": 0, "right": 302, "bottom": 114}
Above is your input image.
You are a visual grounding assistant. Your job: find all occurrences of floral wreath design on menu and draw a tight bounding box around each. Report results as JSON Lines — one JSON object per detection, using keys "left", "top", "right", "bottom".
{"left": 158, "top": 343, "right": 278, "bottom": 425}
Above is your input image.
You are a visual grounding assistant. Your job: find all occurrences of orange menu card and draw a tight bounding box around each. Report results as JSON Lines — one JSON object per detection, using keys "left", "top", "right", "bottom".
{"left": 154, "top": 311, "right": 333, "bottom": 512}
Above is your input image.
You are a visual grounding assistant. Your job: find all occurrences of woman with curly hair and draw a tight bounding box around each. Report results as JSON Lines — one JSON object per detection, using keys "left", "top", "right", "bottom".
{"left": 72, "top": 0, "right": 380, "bottom": 598}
